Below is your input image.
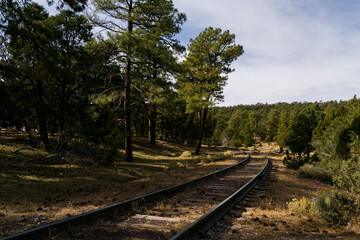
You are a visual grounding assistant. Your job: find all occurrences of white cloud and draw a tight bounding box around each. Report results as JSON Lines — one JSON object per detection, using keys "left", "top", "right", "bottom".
{"left": 174, "top": 0, "right": 360, "bottom": 105}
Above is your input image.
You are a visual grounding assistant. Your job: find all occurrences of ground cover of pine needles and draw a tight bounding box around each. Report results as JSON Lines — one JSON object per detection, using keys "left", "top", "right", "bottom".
{"left": 0, "top": 130, "right": 239, "bottom": 237}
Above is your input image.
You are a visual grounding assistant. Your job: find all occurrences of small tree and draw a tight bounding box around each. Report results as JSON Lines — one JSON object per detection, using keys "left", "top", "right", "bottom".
{"left": 283, "top": 104, "right": 323, "bottom": 169}
{"left": 178, "top": 27, "right": 243, "bottom": 155}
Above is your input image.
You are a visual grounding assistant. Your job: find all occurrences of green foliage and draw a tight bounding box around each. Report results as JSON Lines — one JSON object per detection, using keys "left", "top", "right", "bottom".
{"left": 283, "top": 104, "right": 323, "bottom": 169}
{"left": 243, "top": 134, "right": 255, "bottom": 147}
{"left": 178, "top": 27, "right": 243, "bottom": 155}
{"left": 178, "top": 27, "right": 243, "bottom": 113}
{"left": 230, "top": 139, "right": 243, "bottom": 148}
{"left": 264, "top": 108, "right": 279, "bottom": 142}
{"left": 318, "top": 191, "right": 355, "bottom": 225}
{"left": 331, "top": 134, "right": 360, "bottom": 211}
{"left": 283, "top": 150, "right": 310, "bottom": 170}
{"left": 275, "top": 109, "right": 291, "bottom": 147}
{"left": 298, "top": 164, "right": 333, "bottom": 183}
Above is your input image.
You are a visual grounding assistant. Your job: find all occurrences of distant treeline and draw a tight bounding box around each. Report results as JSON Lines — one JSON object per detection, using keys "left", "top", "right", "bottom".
{"left": 204, "top": 98, "right": 358, "bottom": 151}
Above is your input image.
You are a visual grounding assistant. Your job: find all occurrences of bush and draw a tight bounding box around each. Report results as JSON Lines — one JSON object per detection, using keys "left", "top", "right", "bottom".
{"left": 230, "top": 139, "right": 242, "bottom": 148}
{"left": 283, "top": 150, "right": 309, "bottom": 170}
{"left": 318, "top": 191, "right": 355, "bottom": 225}
{"left": 298, "top": 164, "right": 333, "bottom": 183}
{"left": 180, "top": 151, "right": 192, "bottom": 158}
{"left": 287, "top": 197, "right": 319, "bottom": 217}
{"left": 243, "top": 135, "right": 254, "bottom": 147}
{"left": 224, "top": 150, "right": 235, "bottom": 158}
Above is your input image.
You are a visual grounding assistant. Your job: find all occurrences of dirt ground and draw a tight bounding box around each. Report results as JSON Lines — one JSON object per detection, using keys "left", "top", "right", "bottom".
{"left": 228, "top": 154, "right": 360, "bottom": 240}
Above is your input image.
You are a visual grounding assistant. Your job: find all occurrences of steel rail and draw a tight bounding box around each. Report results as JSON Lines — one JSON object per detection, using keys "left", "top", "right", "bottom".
{"left": 170, "top": 154, "right": 271, "bottom": 240}
{"left": 1, "top": 152, "right": 250, "bottom": 240}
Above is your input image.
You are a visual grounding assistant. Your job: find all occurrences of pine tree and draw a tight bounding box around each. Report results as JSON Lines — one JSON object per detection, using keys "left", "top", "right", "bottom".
{"left": 178, "top": 27, "right": 243, "bottom": 155}
{"left": 90, "top": 0, "right": 185, "bottom": 161}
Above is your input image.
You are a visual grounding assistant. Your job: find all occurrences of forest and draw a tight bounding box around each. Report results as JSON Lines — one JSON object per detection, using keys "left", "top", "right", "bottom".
{"left": 1, "top": 0, "right": 359, "bottom": 235}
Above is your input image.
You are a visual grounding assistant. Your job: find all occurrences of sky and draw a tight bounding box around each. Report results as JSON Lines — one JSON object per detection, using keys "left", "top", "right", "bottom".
{"left": 173, "top": 0, "right": 360, "bottom": 106}
{"left": 37, "top": 0, "right": 360, "bottom": 106}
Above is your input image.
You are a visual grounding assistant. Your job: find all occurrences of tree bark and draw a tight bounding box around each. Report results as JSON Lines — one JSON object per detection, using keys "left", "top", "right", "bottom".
{"left": 149, "top": 103, "right": 156, "bottom": 144}
{"left": 59, "top": 84, "right": 65, "bottom": 134}
{"left": 35, "top": 79, "right": 48, "bottom": 148}
{"left": 124, "top": 0, "right": 133, "bottom": 162}
{"left": 23, "top": 117, "right": 33, "bottom": 143}
{"left": 195, "top": 107, "right": 208, "bottom": 155}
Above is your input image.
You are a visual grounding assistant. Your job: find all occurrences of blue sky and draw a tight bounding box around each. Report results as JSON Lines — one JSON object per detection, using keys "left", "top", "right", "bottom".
{"left": 174, "top": 0, "right": 360, "bottom": 106}
{"left": 37, "top": 0, "right": 360, "bottom": 106}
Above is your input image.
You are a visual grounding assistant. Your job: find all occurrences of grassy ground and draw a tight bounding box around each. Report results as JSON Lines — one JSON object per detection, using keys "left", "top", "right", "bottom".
{"left": 0, "top": 130, "right": 239, "bottom": 237}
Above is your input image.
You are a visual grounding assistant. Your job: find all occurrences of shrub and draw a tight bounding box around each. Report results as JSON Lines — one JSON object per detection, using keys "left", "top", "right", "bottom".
{"left": 283, "top": 150, "right": 310, "bottom": 170}
{"left": 318, "top": 191, "right": 355, "bottom": 225}
{"left": 180, "top": 151, "right": 192, "bottom": 158}
{"left": 287, "top": 197, "right": 319, "bottom": 217}
{"left": 298, "top": 164, "right": 333, "bottom": 183}
{"left": 230, "top": 139, "right": 242, "bottom": 148}
{"left": 243, "top": 135, "right": 254, "bottom": 147}
{"left": 224, "top": 150, "right": 235, "bottom": 158}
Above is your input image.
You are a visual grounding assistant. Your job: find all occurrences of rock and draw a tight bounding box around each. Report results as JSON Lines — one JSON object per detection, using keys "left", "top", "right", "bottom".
{"left": 17, "top": 218, "right": 26, "bottom": 222}
{"left": 34, "top": 217, "right": 40, "bottom": 223}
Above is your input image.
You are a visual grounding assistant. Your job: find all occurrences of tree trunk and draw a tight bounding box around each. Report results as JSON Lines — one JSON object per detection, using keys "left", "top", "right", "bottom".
{"left": 35, "top": 80, "right": 48, "bottom": 148}
{"left": 165, "top": 118, "right": 169, "bottom": 140}
{"left": 124, "top": 1, "right": 133, "bottom": 162}
{"left": 149, "top": 103, "right": 156, "bottom": 144}
{"left": 59, "top": 84, "right": 65, "bottom": 134}
{"left": 23, "top": 117, "right": 33, "bottom": 143}
{"left": 195, "top": 107, "right": 208, "bottom": 155}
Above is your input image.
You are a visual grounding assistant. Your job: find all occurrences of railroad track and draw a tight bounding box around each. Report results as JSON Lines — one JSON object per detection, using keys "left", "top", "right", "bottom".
{"left": 2, "top": 152, "right": 271, "bottom": 240}
{"left": 198, "top": 157, "right": 276, "bottom": 240}
{"left": 171, "top": 153, "right": 271, "bottom": 240}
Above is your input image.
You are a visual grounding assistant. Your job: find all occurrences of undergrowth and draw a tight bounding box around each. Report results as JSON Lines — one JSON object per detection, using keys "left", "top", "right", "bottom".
{"left": 287, "top": 197, "right": 319, "bottom": 217}
{"left": 298, "top": 164, "right": 333, "bottom": 183}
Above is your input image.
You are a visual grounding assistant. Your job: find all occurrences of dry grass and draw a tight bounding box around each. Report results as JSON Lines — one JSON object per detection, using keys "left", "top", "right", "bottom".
{"left": 0, "top": 130, "right": 240, "bottom": 237}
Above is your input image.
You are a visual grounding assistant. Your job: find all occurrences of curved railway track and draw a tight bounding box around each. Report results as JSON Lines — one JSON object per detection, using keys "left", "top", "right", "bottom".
{"left": 1, "top": 152, "right": 271, "bottom": 240}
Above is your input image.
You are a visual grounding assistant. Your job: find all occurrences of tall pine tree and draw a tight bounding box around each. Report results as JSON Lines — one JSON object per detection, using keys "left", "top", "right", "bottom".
{"left": 179, "top": 27, "right": 243, "bottom": 155}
